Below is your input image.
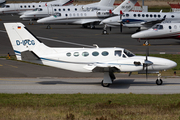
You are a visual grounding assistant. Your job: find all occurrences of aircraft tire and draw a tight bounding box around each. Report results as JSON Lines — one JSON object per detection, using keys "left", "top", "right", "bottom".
{"left": 156, "top": 79, "right": 163, "bottom": 85}
{"left": 101, "top": 80, "right": 110, "bottom": 87}
{"left": 102, "top": 30, "right": 108, "bottom": 35}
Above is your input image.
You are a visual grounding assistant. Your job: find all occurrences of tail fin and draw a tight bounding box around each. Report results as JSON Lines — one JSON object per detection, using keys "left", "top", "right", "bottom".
{"left": 98, "top": 0, "right": 115, "bottom": 7}
{"left": 113, "top": 0, "right": 137, "bottom": 14}
{"left": 4, "top": 23, "right": 50, "bottom": 60}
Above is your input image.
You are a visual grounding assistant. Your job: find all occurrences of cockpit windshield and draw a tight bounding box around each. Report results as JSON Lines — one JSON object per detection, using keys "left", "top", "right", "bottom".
{"left": 1, "top": 5, "right": 10, "bottom": 8}
{"left": 124, "top": 49, "right": 135, "bottom": 57}
{"left": 152, "top": 24, "right": 163, "bottom": 30}
{"left": 53, "top": 13, "right": 61, "bottom": 17}
{"left": 33, "top": 8, "right": 38, "bottom": 11}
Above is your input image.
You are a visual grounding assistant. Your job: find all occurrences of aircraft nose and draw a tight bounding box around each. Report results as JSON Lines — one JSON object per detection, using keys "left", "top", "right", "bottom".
{"left": 100, "top": 19, "right": 109, "bottom": 24}
{"left": 37, "top": 18, "right": 45, "bottom": 23}
{"left": 166, "top": 60, "right": 177, "bottom": 69}
{"left": 131, "top": 32, "right": 143, "bottom": 39}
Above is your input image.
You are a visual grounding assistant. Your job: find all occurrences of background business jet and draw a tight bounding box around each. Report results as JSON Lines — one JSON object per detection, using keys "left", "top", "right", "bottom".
{"left": 132, "top": 22, "right": 180, "bottom": 40}
{"left": 0, "top": 0, "right": 73, "bottom": 15}
{"left": 20, "top": 0, "right": 115, "bottom": 21}
{"left": 0, "top": 0, "right": 6, "bottom": 6}
{"left": 36, "top": 0, "right": 137, "bottom": 29}
{"left": 4, "top": 23, "right": 177, "bottom": 87}
{"left": 100, "top": 11, "right": 180, "bottom": 34}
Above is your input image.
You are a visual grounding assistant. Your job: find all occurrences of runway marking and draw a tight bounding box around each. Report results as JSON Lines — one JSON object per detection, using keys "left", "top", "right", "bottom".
{"left": 5, "top": 64, "right": 18, "bottom": 68}
{"left": 0, "top": 64, "right": 3, "bottom": 66}
{"left": 0, "top": 29, "right": 93, "bottom": 47}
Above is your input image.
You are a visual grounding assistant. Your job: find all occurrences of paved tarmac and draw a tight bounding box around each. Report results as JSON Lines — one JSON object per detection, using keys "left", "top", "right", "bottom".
{"left": 0, "top": 77, "right": 180, "bottom": 94}
{"left": 0, "top": 15, "right": 180, "bottom": 94}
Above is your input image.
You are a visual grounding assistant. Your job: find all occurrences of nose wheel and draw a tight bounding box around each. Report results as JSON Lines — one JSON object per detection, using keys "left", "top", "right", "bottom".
{"left": 156, "top": 73, "right": 163, "bottom": 85}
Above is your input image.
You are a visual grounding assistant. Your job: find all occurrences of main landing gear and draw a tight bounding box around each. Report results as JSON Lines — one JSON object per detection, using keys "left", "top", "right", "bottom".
{"left": 46, "top": 24, "right": 51, "bottom": 29}
{"left": 101, "top": 72, "right": 116, "bottom": 87}
{"left": 156, "top": 73, "right": 163, "bottom": 85}
{"left": 102, "top": 24, "right": 108, "bottom": 35}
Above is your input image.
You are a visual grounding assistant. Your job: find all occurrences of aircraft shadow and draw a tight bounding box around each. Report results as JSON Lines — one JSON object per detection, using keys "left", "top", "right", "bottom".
{"left": 37, "top": 78, "right": 180, "bottom": 89}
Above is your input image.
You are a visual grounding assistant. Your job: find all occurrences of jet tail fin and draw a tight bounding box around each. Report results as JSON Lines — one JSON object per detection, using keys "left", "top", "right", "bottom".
{"left": 98, "top": 0, "right": 115, "bottom": 7}
{"left": 113, "top": 0, "right": 137, "bottom": 14}
{"left": 4, "top": 23, "right": 51, "bottom": 60}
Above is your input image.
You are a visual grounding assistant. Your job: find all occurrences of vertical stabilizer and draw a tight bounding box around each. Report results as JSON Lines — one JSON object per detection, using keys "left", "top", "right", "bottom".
{"left": 113, "top": 0, "right": 137, "bottom": 14}
{"left": 4, "top": 23, "right": 50, "bottom": 60}
{"left": 98, "top": 0, "right": 115, "bottom": 7}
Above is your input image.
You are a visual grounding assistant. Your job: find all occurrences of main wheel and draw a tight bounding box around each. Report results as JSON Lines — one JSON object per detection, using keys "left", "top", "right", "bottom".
{"left": 102, "top": 30, "right": 108, "bottom": 34}
{"left": 156, "top": 79, "right": 163, "bottom": 85}
{"left": 101, "top": 80, "right": 110, "bottom": 87}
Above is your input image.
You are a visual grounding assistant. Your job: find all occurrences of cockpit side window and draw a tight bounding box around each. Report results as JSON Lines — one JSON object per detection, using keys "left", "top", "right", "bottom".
{"left": 115, "top": 50, "right": 122, "bottom": 57}
{"left": 124, "top": 49, "right": 135, "bottom": 57}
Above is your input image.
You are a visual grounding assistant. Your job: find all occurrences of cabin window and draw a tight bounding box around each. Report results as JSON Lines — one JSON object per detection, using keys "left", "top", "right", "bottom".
{"left": 92, "top": 52, "right": 99, "bottom": 56}
{"left": 102, "top": 51, "right": 109, "bottom": 56}
{"left": 33, "top": 5, "right": 35, "bottom": 8}
{"left": 77, "top": 13, "right": 79, "bottom": 16}
{"left": 75, "top": 8, "right": 77, "bottom": 11}
{"left": 81, "top": 13, "right": 83, "bottom": 16}
{"left": 82, "top": 52, "right": 89, "bottom": 57}
{"left": 73, "top": 13, "right": 75, "bottom": 16}
{"left": 66, "top": 52, "right": 71, "bottom": 57}
{"left": 70, "top": 13, "right": 72, "bottom": 16}
{"left": 28, "top": 5, "right": 30, "bottom": 8}
{"left": 59, "top": 9, "right": 61, "bottom": 11}
{"left": 133, "top": 14, "right": 136, "bottom": 17}
{"left": 84, "top": 13, "right": 86, "bottom": 16}
{"left": 154, "top": 14, "right": 156, "bottom": 18}
{"left": 158, "top": 15, "right": 161, "bottom": 18}
{"left": 68, "top": 8, "right": 70, "bottom": 11}
{"left": 150, "top": 14, "right": 152, "bottom": 17}
{"left": 63, "top": 8, "right": 65, "bottom": 11}
{"left": 169, "top": 26, "right": 172, "bottom": 29}
{"left": 146, "top": 14, "right": 149, "bottom": 17}
{"left": 138, "top": 14, "right": 141, "bottom": 17}
{"left": 6, "top": 5, "right": 10, "bottom": 8}
{"left": 115, "top": 50, "right": 122, "bottom": 57}
{"left": 174, "top": 25, "right": 177, "bottom": 29}
{"left": 142, "top": 14, "right": 145, "bottom": 17}
{"left": 65, "top": 14, "right": 68, "bottom": 17}
{"left": 56, "top": 13, "right": 61, "bottom": 17}
{"left": 20, "top": 6, "right": 22, "bottom": 8}
{"left": 54, "top": 9, "right": 56, "bottom": 11}
{"left": 171, "top": 15, "right": 174, "bottom": 18}
{"left": 126, "top": 14, "right": 129, "bottom": 17}
{"left": 124, "top": 49, "right": 135, "bottom": 57}
{"left": 24, "top": 5, "right": 26, "bottom": 8}
{"left": 74, "top": 52, "right": 79, "bottom": 57}
{"left": 38, "top": 8, "right": 43, "bottom": 11}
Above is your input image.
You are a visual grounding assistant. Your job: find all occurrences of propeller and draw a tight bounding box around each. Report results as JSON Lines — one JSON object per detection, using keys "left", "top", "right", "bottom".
{"left": 143, "top": 44, "right": 153, "bottom": 79}
{"left": 119, "top": 10, "right": 123, "bottom": 33}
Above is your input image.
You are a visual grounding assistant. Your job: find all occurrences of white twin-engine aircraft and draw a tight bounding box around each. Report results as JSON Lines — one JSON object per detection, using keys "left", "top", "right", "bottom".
{"left": 4, "top": 23, "right": 177, "bottom": 87}
{"left": 100, "top": 11, "right": 180, "bottom": 33}
{"left": 36, "top": 0, "right": 137, "bottom": 29}
{"left": 0, "top": 0, "right": 73, "bottom": 15}
{"left": 20, "top": 0, "right": 116, "bottom": 21}
{"left": 132, "top": 22, "right": 180, "bottom": 40}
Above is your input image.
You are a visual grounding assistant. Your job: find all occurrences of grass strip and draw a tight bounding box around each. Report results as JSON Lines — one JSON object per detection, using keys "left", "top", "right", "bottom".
{"left": 1, "top": 93, "right": 180, "bottom": 119}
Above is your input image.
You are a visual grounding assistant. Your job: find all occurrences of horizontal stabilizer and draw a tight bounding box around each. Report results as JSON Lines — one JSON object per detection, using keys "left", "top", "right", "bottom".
{"left": 21, "top": 51, "right": 40, "bottom": 60}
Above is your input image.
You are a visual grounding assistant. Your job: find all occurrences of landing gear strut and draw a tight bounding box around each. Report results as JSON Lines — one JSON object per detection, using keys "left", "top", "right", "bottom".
{"left": 29, "top": 19, "right": 33, "bottom": 25}
{"left": 102, "top": 24, "right": 108, "bottom": 35}
{"left": 156, "top": 73, "right": 163, "bottom": 85}
{"left": 101, "top": 72, "right": 115, "bottom": 87}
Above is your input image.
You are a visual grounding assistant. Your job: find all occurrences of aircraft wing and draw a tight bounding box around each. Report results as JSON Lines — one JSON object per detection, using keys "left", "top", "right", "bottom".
{"left": 141, "top": 16, "right": 166, "bottom": 26}
{"left": 84, "top": 62, "right": 120, "bottom": 72}
{"left": 73, "top": 19, "right": 102, "bottom": 25}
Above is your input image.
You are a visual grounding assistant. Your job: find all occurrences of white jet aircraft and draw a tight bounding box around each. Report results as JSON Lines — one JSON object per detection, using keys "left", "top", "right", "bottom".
{"left": 100, "top": 11, "right": 180, "bottom": 34}
{"left": 0, "top": 0, "right": 6, "bottom": 6}
{"left": 4, "top": 22, "right": 177, "bottom": 87}
{"left": 20, "top": 0, "right": 115, "bottom": 21}
{"left": 0, "top": 0, "right": 73, "bottom": 15}
{"left": 132, "top": 22, "right": 180, "bottom": 40}
{"left": 36, "top": 0, "right": 137, "bottom": 29}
